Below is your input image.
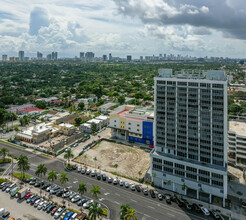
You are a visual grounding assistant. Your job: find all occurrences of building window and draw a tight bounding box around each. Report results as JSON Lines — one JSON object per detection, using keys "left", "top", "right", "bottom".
{"left": 128, "top": 123, "right": 131, "bottom": 125}
{"left": 137, "top": 124, "right": 140, "bottom": 127}
{"left": 137, "top": 129, "right": 139, "bottom": 132}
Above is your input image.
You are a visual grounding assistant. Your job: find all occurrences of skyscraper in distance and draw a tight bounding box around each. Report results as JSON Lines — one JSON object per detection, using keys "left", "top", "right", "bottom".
{"left": 2, "top": 54, "right": 7, "bottom": 61}
{"left": 18, "top": 51, "right": 24, "bottom": 61}
{"left": 151, "top": 69, "right": 228, "bottom": 206}
{"left": 127, "top": 55, "right": 132, "bottom": 62}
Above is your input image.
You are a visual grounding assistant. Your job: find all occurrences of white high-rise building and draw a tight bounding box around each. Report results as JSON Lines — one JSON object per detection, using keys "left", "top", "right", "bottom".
{"left": 151, "top": 69, "right": 228, "bottom": 206}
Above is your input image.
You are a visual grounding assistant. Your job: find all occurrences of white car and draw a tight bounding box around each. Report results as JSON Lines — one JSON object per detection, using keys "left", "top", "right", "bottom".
{"left": 37, "top": 201, "right": 44, "bottom": 210}
{"left": 91, "top": 170, "right": 96, "bottom": 177}
{"left": 130, "top": 184, "right": 135, "bottom": 191}
{"left": 119, "top": 180, "right": 124, "bottom": 186}
{"left": 113, "top": 178, "right": 118, "bottom": 185}
{"left": 108, "top": 177, "right": 112, "bottom": 183}
{"left": 70, "top": 213, "right": 78, "bottom": 220}
{"left": 83, "top": 200, "right": 94, "bottom": 209}
{"left": 34, "top": 199, "right": 42, "bottom": 207}
{"left": 77, "top": 167, "right": 81, "bottom": 172}
{"left": 71, "top": 195, "right": 81, "bottom": 203}
{"left": 201, "top": 206, "right": 210, "bottom": 216}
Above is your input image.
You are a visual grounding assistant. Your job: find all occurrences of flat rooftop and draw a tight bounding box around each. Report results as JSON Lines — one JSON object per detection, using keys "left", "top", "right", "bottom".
{"left": 229, "top": 121, "right": 246, "bottom": 136}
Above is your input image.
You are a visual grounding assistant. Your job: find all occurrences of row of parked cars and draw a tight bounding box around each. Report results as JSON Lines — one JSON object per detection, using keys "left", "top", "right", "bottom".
{"left": 0, "top": 181, "right": 85, "bottom": 220}
{"left": 76, "top": 167, "right": 221, "bottom": 219}
{"left": 24, "top": 177, "right": 101, "bottom": 211}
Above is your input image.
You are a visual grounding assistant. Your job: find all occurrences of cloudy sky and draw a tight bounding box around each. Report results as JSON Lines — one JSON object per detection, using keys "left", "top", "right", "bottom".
{"left": 0, "top": 0, "right": 246, "bottom": 58}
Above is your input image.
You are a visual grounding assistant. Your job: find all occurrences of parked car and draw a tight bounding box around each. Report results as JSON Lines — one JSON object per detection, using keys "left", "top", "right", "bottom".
{"left": 26, "top": 195, "right": 35, "bottom": 204}
{"left": 29, "top": 178, "right": 37, "bottom": 185}
{"left": 70, "top": 213, "right": 78, "bottom": 220}
{"left": 31, "top": 196, "right": 40, "bottom": 205}
{"left": 41, "top": 183, "right": 50, "bottom": 190}
{"left": 77, "top": 167, "right": 81, "bottom": 172}
{"left": 108, "top": 177, "right": 112, "bottom": 183}
{"left": 176, "top": 198, "right": 183, "bottom": 207}
{"left": 77, "top": 198, "right": 88, "bottom": 206}
{"left": 51, "top": 207, "right": 58, "bottom": 215}
{"left": 81, "top": 168, "right": 86, "bottom": 174}
{"left": 165, "top": 194, "right": 171, "bottom": 204}
{"left": 211, "top": 210, "right": 220, "bottom": 219}
{"left": 25, "top": 177, "right": 34, "bottom": 183}
{"left": 71, "top": 195, "right": 81, "bottom": 203}
{"left": 184, "top": 200, "right": 192, "bottom": 210}
{"left": 83, "top": 200, "right": 94, "bottom": 209}
{"left": 37, "top": 201, "right": 45, "bottom": 210}
{"left": 2, "top": 183, "right": 10, "bottom": 191}
{"left": 51, "top": 186, "right": 61, "bottom": 194}
{"left": 135, "top": 185, "right": 141, "bottom": 192}
{"left": 113, "top": 178, "right": 118, "bottom": 185}
{"left": 192, "top": 203, "right": 201, "bottom": 213}
{"left": 54, "top": 206, "right": 66, "bottom": 219}
{"left": 150, "top": 190, "right": 156, "bottom": 198}
{"left": 72, "top": 164, "right": 77, "bottom": 170}
{"left": 25, "top": 193, "right": 32, "bottom": 200}
{"left": 0, "top": 182, "right": 8, "bottom": 189}
{"left": 6, "top": 183, "right": 16, "bottom": 193}
{"left": 143, "top": 188, "right": 148, "bottom": 195}
{"left": 69, "top": 192, "right": 78, "bottom": 200}
{"left": 124, "top": 182, "right": 129, "bottom": 188}
{"left": 43, "top": 201, "right": 53, "bottom": 211}
{"left": 102, "top": 174, "right": 106, "bottom": 181}
{"left": 91, "top": 170, "right": 96, "bottom": 177}
{"left": 34, "top": 199, "right": 43, "bottom": 207}
{"left": 119, "top": 180, "right": 124, "bottom": 186}
{"left": 86, "top": 169, "right": 91, "bottom": 175}
{"left": 2, "top": 211, "right": 10, "bottom": 218}
{"left": 60, "top": 210, "right": 69, "bottom": 220}
{"left": 64, "top": 212, "right": 74, "bottom": 220}
{"left": 130, "top": 184, "right": 135, "bottom": 191}
{"left": 201, "top": 206, "right": 210, "bottom": 216}
{"left": 96, "top": 173, "right": 101, "bottom": 180}
{"left": 47, "top": 204, "right": 56, "bottom": 213}
{"left": 63, "top": 191, "right": 71, "bottom": 198}
{"left": 171, "top": 194, "right": 177, "bottom": 202}
{"left": 157, "top": 193, "right": 163, "bottom": 200}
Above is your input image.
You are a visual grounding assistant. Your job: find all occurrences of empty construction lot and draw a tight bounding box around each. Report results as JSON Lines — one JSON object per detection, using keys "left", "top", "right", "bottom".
{"left": 74, "top": 140, "right": 150, "bottom": 180}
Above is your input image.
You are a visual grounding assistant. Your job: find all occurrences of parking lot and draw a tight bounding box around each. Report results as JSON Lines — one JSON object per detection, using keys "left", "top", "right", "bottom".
{"left": 0, "top": 188, "right": 54, "bottom": 220}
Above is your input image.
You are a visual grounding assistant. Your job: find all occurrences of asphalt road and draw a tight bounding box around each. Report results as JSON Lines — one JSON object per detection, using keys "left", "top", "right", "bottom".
{"left": 0, "top": 142, "right": 216, "bottom": 220}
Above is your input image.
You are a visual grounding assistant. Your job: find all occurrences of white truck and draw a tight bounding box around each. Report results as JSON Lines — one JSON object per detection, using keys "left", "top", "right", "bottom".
{"left": 0, "top": 208, "right": 5, "bottom": 217}
{"left": 17, "top": 188, "right": 27, "bottom": 199}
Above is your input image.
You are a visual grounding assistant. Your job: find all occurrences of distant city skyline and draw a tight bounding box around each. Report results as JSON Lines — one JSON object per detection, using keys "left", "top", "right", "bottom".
{"left": 0, "top": 1, "right": 246, "bottom": 58}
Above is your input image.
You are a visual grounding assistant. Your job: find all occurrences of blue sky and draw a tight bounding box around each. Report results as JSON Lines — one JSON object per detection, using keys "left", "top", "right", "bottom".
{"left": 0, "top": 0, "right": 246, "bottom": 58}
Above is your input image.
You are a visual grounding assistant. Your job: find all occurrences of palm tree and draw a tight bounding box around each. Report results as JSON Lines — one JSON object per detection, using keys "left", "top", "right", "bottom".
{"left": 78, "top": 182, "right": 87, "bottom": 213}
{"left": 120, "top": 204, "right": 130, "bottom": 219}
{"left": 88, "top": 202, "right": 103, "bottom": 220}
{"left": 124, "top": 208, "right": 137, "bottom": 220}
{"left": 64, "top": 149, "right": 74, "bottom": 166}
{"left": 90, "top": 184, "right": 101, "bottom": 200}
{"left": 60, "top": 172, "right": 69, "bottom": 204}
{"left": 35, "top": 164, "right": 47, "bottom": 179}
{"left": 47, "top": 169, "right": 58, "bottom": 183}
{"left": 0, "top": 148, "right": 9, "bottom": 163}
{"left": 17, "top": 155, "right": 30, "bottom": 180}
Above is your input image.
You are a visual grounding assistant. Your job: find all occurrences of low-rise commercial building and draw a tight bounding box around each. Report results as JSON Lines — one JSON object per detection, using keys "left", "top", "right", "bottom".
{"left": 99, "top": 103, "right": 115, "bottom": 114}
{"left": 228, "top": 120, "right": 246, "bottom": 167}
{"left": 109, "top": 105, "right": 154, "bottom": 146}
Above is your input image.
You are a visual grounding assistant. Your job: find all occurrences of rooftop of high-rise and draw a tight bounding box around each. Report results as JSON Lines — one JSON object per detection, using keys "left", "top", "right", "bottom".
{"left": 157, "top": 68, "right": 227, "bottom": 81}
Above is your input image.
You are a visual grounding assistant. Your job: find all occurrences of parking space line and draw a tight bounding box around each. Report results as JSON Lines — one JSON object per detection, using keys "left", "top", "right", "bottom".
{"left": 148, "top": 205, "right": 155, "bottom": 210}
{"left": 114, "top": 201, "right": 120, "bottom": 205}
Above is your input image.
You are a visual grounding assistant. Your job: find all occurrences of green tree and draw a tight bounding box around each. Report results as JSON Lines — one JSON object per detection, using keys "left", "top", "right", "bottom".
{"left": 64, "top": 149, "right": 74, "bottom": 165}
{"left": 118, "top": 96, "right": 125, "bottom": 104}
{"left": 0, "top": 148, "right": 9, "bottom": 163}
{"left": 124, "top": 208, "right": 137, "bottom": 220}
{"left": 88, "top": 202, "right": 103, "bottom": 220}
{"left": 35, "top": 164, "right": 47, "bottom": 179}
{"left": 78, "top": 102, "right": 85, "bottom": 110}
{"left": 90, "top": 184, "right": 101, "bottom": 200}
{"left": 78, "top": 182, "right": 87, "bottom": 213}
{"left": 69, "top": 105, "right": 75, "bottom": 114}
{"left": 17, "top": 155, "right": 30, "bottom": 180}
{"left": 120, "top": 204, "right": 130, "bottom": 219}
{"left": 35, "top": 100, "right": 47, "bottom": 109}
{"left": 47, "top": 169, "right": 58, "bottom": 183}
{"left": 60, "top": 172, "right": 69, "bottom": 204}
{"left": 91, "top": 122, "right": 97, "bottom": 133}
{"left": 228, "top": 103, "right": 242, "bottom": 115}
{"left": 74, "top": 117, "right": 82, "bottom": 126}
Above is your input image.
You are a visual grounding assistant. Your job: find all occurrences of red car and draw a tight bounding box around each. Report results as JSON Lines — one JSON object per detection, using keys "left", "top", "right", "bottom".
{"left": 82, "top": 138, "right": 87, "bottom": 142}
{"left": 51, "top": 207, "right": 58, "bottom": 215}
{"left": 25, "top": 193, "right": 32, "bottom": 200}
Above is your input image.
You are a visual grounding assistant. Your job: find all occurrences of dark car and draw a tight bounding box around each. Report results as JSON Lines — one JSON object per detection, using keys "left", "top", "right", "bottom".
{"left": 171, "top": 194, "right": 177, "bottom": 202}
{"left": 2, "top": 183, "right": 10, "bottom": 191}
{"left": 56, "top": 189, "right": 63, "bottom": 197}
{"left": 165, "top": 194, "right": 172, "bottom": 204}
{"left": 51, "top": 186, "right": 61, "bottom": 194}
{"left": 102, "top": 174, "right": 106, "bottom": 181}
{"left": 34, "top": 181, "right": 42, "bottom": 187}
{"left": 149, "top": 190, "right": 156, "bottom": 198}
{"left": 25, "top": 177, "right": 34, "bottom": 183}
{"left": 47, "top": 204, "right": 56, "bottom": 213}
{"left": 176, "top": 198, "right": 183, "bottom": 207}
{"left": 184, "top": 200, "right": 192, "bottom": 210}
{"left": 192, "top": 203, "right": 201, "bottom": 213}
{"left": 42, "top": 183, "right": 51, "bottom": 190}
{"left": 77, "top": 198, "right": 88, "bottom": 206}
{"left": 135, "top": 185, "right": 141, "bottom": 192}
{"left": 43, "top": 201, "right": 53, "bottom": 211}
{"left": 26, "top": 195, "right": 35, "bottom": 203}
{"left": 29, "top": 178, "right": 37, "bottom": 185}
{"left": 96, "top": 173, "right": 101, "bottom": 180}
{"left": 72, "top": 164, "right": 77, "bottom": 170}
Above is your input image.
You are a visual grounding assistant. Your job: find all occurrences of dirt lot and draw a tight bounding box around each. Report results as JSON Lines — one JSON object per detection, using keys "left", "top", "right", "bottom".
{"left": 74, "top": 140, "right": 150, "bottom": 180}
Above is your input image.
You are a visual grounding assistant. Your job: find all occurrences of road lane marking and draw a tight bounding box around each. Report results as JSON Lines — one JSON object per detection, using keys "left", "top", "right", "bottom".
{"left": 104, "top": 192, "right": 110, "bottom": 196}
{"left": 167, "top": 213, "right": 175, "bottom": 217}
{"left": 148, "top": 206, "right": 155, "bottom": 210}
{"left": 114, "top": 201, "right": 120, "bottom": 205}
